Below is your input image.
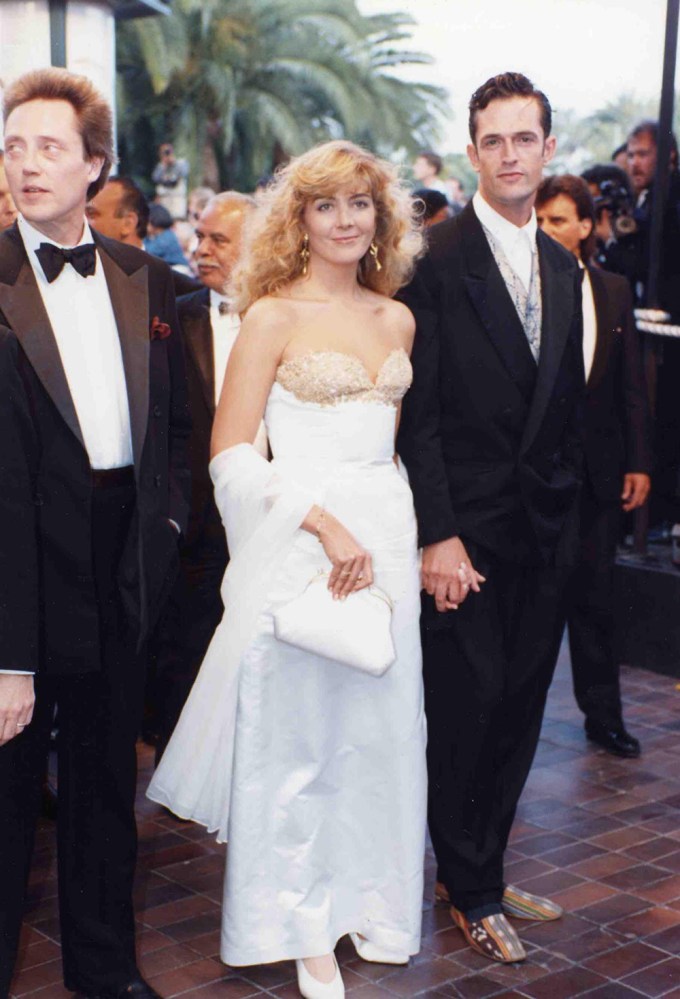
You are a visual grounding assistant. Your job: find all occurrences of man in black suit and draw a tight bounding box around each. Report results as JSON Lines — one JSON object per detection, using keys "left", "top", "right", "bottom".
{"left": 536, "top": 175, "right": 652, "bottom": 757}
{"left": 0, "top": 68, "right": 190, "bottom": 998}
{"left": 398, "top": 73, "right": 584, "bottom": 964}
{"left": 87, "top": 177, "right": 202, "bottom": 299}
{"left": 152, "top": 192, "right": 261, "bottom": 760}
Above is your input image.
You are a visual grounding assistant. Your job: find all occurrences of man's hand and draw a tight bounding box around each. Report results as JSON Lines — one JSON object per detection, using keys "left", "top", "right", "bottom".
{"left": 621, "top": 473, "right": 651, "bottom": 512}
{"left": 0, "top": 674, "right": 35, "bottom": 747}
{"left": 421, "top": 537, "right": 485, "bottom": 613}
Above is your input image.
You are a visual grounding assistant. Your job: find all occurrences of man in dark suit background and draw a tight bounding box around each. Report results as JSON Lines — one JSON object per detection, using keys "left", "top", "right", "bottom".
{"left": 0, "top": 68, "right": 190, "bottom": 999}
{"left": 536, "top": 175, "right": 652, "bottom": 758}
{"left": 86, "top": 176, "right": 201, "bottom": 299}
{"left": 398, "top": 73, "right": 584, "bottom": 964}
{"left": 152, "top": 191, "right": 262, "bottom": 761}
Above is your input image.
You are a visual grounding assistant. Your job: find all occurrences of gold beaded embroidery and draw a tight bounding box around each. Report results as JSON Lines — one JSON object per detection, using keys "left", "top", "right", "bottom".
{"left": 276, "top": 349, "right": 412, "bottom": 408}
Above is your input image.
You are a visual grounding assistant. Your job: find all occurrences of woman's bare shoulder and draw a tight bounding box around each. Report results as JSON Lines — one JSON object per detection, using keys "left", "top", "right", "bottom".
{"left": 378, "top": 296, "right": 416, "bottom": 347}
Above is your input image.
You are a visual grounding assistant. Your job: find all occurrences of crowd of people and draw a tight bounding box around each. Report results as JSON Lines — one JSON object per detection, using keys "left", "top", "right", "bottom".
{"left": 0, "top": 62, "right": 672, "bottom": 999}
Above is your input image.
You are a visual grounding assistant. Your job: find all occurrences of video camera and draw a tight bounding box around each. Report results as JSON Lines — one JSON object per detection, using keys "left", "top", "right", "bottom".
{"left": 593, "top": 179, "right": 637, "bottom": 238}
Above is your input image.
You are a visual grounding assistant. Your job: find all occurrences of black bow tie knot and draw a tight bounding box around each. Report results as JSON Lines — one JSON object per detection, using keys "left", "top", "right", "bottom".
{"left": 35, "top": 242, "right": 97, "bottom": 283}
{"left": 218, "top": 301, "right": 230, "bottom": 316}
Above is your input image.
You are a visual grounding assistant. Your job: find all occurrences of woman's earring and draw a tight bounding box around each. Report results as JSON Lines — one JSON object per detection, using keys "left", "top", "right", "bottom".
{"left": 369, "top": 241, "right": 382, "bottom": 272}
{"left": 300, "top": 233, "right": 310, "bottom": 276}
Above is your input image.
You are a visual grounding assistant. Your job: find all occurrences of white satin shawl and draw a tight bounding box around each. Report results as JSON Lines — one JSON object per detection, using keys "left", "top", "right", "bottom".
{"left": 146, "top": 443, "right": 315, "bottom": 842}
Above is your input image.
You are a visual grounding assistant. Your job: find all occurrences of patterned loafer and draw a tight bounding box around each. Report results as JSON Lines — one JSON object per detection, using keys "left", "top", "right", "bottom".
{"left": 502, "top": 885, "right": 563, "bottom": 921}
{"left": 450, "top": 906, "right": 526, "bottom": 964}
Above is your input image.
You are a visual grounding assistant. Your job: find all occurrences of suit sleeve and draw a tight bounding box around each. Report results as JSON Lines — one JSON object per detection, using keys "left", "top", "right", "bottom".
{"left": 619, "top": 280, "right": 653, "bottom": 474}
{"left": 162, "top": 269, "right": 192, "bottom": 534}
{"left": 0, "top": 328, "right": 40, "bottom": 671}
{"left": 397, "top": 259, "right": 460, "bottom": 547}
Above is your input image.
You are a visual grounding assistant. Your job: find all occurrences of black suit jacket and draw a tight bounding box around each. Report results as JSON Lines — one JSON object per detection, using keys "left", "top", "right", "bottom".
{"left": 177, "top": 287, "right": 228, "bottom": 560}
{"left": 0, "top": 224, "right": 191, "bottom": 674}
{"left": 583, "top": 265, "right": 652, "bottom": 501}
{"left": 398, "top": 202, "right": 585, "bottom": 567}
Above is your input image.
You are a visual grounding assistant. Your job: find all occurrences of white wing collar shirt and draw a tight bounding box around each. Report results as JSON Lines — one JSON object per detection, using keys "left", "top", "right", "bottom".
{"left": 18, "top": 215, "right": 133, "bottom": 471}
{"left": 579, "top": 261, "right": 597, "bottom": 382}
{"left": 473, "top": 189, "right": 537, "bottom": 293}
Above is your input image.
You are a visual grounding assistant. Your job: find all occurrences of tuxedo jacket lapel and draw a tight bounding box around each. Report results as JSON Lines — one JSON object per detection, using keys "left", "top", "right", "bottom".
{"left": 459, "top": 207, "right": 537, "bottom": 402}
{"left": 0, "top": 228, "right": 85, "bottom": 449}
{"left": 181, "top": 289, "right": 215, "bottom": 414}
{"left": 95, "top": 236, "right": 149, "bottom": 477}
{"left": 520, "top": 231, "right": 577, "bottom": 455}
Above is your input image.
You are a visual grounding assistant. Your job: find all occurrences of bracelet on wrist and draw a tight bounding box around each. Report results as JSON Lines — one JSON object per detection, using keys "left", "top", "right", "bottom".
{"left": 315, "top": 508, "right": 326, "bottom": 543}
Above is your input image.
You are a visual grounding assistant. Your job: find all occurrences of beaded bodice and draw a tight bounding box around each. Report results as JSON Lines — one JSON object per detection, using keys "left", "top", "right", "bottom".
{"left": 275, "top": 348, "right": 412, "bottom": 408}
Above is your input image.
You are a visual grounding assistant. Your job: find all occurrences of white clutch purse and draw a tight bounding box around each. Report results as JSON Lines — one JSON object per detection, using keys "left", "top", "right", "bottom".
{"left": 273, "top": 571, "right": 396, "bottom": 676}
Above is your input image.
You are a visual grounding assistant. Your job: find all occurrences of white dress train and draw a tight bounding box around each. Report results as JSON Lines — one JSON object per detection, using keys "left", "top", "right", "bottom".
{"left": 147, "top": 348, "right": 427, "bottom": 966}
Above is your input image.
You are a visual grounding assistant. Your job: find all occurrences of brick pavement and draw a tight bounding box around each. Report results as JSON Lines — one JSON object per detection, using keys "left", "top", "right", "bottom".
{"left": 10, "top": 644, "right": 680, "bottom": 998}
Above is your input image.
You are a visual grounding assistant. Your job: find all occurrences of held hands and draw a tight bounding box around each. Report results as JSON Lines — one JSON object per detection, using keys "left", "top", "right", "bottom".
{"left": 621, "top": 473, "right": 651, "bottom": 512}
{"left": 0, "top": 674, "right": 35, "bottom": 747}
{"left": 421, "top": 536, "right": 485, "bottom": 612}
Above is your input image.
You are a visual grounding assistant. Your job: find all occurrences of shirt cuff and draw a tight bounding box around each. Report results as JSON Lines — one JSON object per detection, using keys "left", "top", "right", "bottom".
{"left": 0, "top": 670, "right": 35, "bottom": 675}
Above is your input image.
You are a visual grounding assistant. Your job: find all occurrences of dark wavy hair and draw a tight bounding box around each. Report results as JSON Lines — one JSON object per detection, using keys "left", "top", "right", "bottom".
{"left": 469, "top": 72, "right": 552, "bottom": 144}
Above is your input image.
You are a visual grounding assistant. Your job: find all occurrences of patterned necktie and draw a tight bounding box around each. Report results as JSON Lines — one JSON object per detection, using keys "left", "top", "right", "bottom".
{"left": 35, "top": 242, "right": 97, "bottom": 283}
{"left": 482, "top": 226, "right": 542, "bottom": 361}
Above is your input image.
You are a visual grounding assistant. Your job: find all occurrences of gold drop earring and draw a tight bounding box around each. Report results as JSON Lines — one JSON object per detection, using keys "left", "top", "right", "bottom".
{"left": 300, "top": 233, "right": 310, "bottom": 275}
{"left": 369, "top": 241, "right": 382, "bottom": 272}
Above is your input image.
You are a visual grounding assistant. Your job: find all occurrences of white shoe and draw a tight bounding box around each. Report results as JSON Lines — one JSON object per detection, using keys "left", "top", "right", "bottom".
{"left": 350, "top": 932, "right": 409, "bottom": 965}
{"left": 295, "top": 957, "right": 345, "bottom": 998}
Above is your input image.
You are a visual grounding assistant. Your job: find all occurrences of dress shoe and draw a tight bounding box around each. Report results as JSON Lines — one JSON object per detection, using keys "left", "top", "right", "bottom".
{"left": 437, "top": 881, "right": 563, "bottom": 922}
{"left": 502, "top": 885, "right": 563, "bottom": 921}
{"left": 585, "top": 720, "right": 641, "bottom": 758}
{"left": 295, "top": 957, "right": 344, "bottom": 998}
{"left": 349, "top": 932, "right": 409, "bottom": 965}
{"left": 73, "top": 977, "right": 162, "bottom": 999}
{"left": 450, "top": 907, "right": 526, "bottom": 963}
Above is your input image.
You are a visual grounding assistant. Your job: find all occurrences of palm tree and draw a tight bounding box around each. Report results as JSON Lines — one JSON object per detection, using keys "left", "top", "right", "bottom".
{"left": 116, "top": 0, "right": 449, "bottom": 193}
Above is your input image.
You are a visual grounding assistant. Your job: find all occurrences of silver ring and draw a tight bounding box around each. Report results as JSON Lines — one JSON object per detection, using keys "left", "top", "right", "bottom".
{"left": 16, "top": 723, "right": 25, "bottom": 729}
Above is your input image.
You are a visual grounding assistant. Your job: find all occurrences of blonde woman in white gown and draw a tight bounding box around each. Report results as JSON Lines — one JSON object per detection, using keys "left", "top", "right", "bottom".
{"left": 148, "top": 141, "right": 428, "bottom": 998}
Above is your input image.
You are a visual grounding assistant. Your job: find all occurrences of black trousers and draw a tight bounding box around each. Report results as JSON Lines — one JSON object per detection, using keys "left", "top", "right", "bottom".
{"left": 150, "top": 546, "right": 226, "bottom": 762}
{"left": 0, "top": 477, "right": 145, "bottom": 997}
{"left": 422, "top": 541, "right": 569, "bottom": 914}
{"left": 567, "top": 487, "right": 624, "bottom": 729}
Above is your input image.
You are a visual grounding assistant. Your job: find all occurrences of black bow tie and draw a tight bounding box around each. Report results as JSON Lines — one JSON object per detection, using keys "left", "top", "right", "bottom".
{"left": 218, "top": 301, "right": 230, "bottom": 316}
{"left": 35, "top": 242, "right": 97, "bottom": 283}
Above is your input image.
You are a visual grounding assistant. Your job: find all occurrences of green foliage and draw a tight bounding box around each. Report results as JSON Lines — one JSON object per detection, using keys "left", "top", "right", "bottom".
{"left": 116, "top": 0, "right": 450, "bottom": 195}
{"left": 550, "top": 93, "right": 680, "bottom": 174}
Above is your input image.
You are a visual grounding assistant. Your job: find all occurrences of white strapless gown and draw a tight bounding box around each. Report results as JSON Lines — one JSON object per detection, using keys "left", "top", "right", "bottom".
{"left": 148, "top": 349, "right": 427, "bottom": 966}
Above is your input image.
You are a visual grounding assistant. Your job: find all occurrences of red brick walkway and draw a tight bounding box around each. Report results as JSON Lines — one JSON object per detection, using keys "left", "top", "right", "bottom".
{"left": 11, "top": 645, "right": 680, "bottom": 998}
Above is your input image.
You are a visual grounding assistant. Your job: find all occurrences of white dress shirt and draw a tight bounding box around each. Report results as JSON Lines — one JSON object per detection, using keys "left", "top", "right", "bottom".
{"left": 580, "top": 262, "right": 597, "bottom": 382}
{"left": 473, "top": 190, "right": 538, "bottom": 292}
{"left": 18, "top": 215, "right": 133, "bottom": 470}
{"left": 209, "top": 290, "right": 268, "bottom": 457}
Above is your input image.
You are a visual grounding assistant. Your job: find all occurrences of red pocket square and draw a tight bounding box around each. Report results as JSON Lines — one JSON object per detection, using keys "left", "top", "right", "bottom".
{"left": 150, "top": 316, "right": 171, "bottom": 340}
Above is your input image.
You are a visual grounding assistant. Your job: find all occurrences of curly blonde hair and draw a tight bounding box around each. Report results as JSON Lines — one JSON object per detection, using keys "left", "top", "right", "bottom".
{"left": 232, "top": 140, "right": 423, "bottom": 313}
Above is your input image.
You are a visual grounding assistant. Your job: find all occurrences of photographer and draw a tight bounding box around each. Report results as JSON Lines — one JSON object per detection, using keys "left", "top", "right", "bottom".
{"left": 626, "top": 121, "right": 680, "bottom": 321}
{"left": 581, "top": 164, "right": 638, "bottom": 286}
{"left": 152, "top": 141, "right": 189, "bottom": 220}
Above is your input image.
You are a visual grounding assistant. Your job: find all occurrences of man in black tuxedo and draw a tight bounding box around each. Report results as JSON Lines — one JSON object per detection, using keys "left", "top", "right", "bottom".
{"left": 0, "top": 69, "right": 190, "bottom": 998}
{"left": 398, "top": 73, "right": 584, "bottom": 964}
{"left": 536, "top": 175, "right": 652, "bottom": 757}
{"left": 152, "top": 192, "right": 261, "bottom": 760}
